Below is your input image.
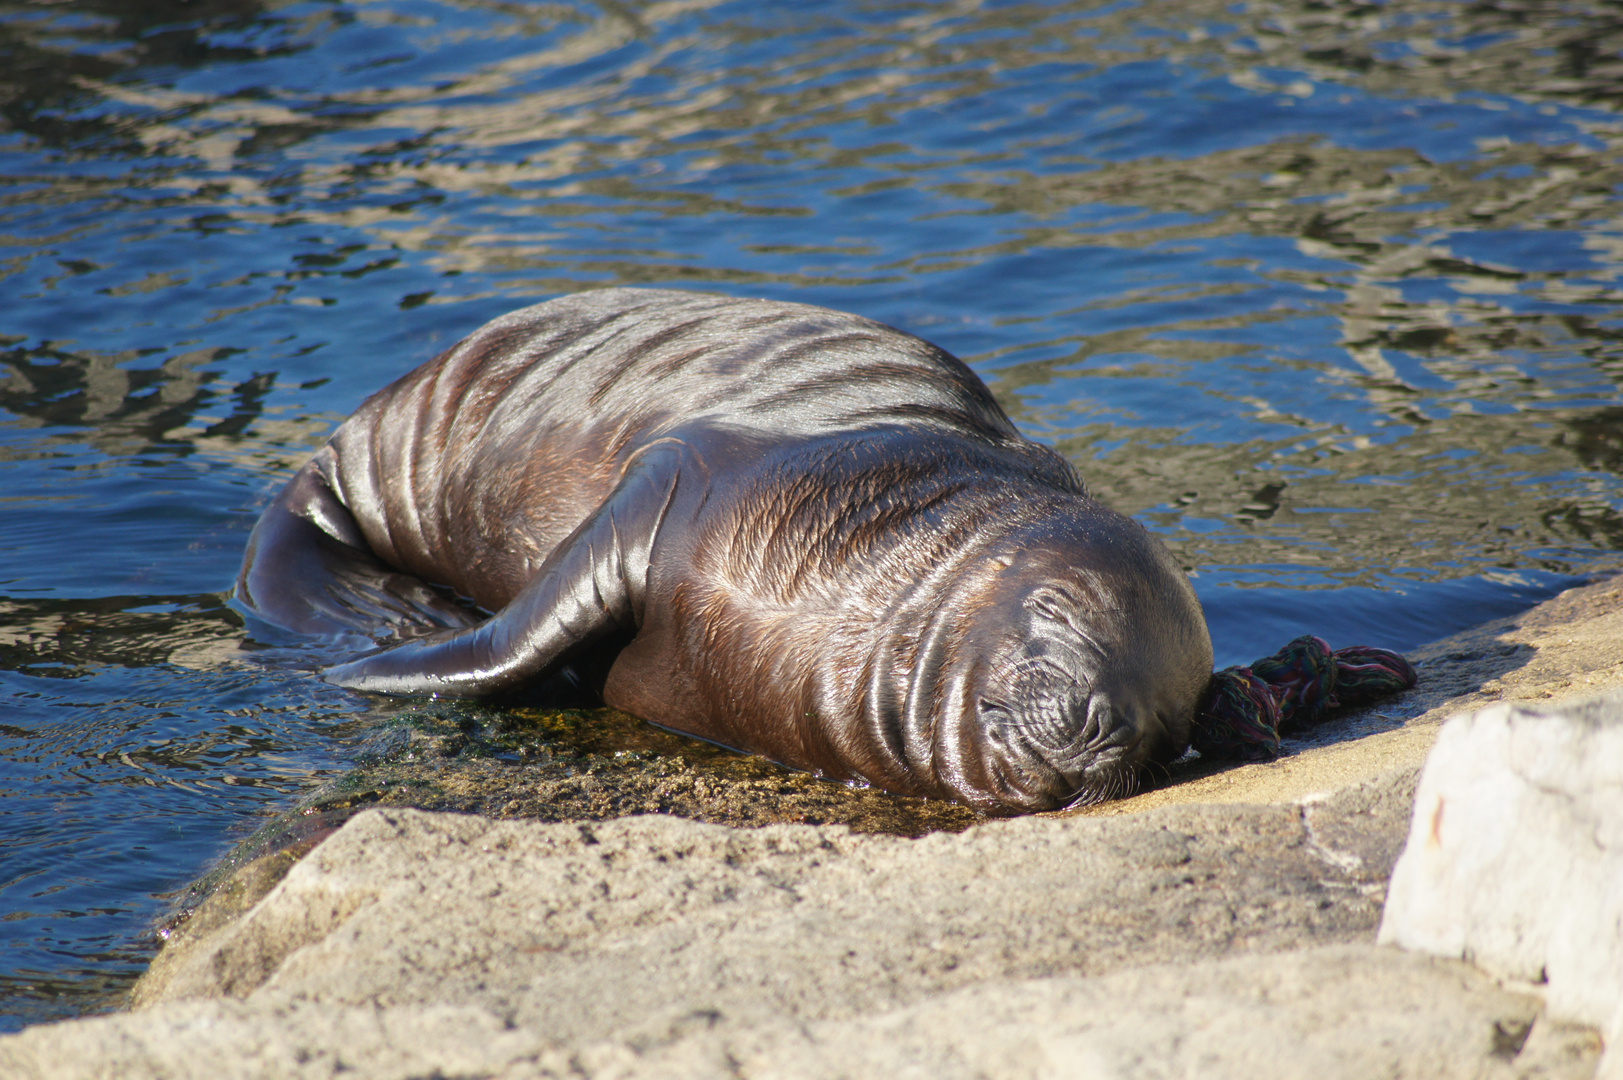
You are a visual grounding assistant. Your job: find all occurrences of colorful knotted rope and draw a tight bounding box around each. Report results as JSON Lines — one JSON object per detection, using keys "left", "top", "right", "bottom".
{"left": 1190, "top": 635, "right": 1418, "bottom": 762}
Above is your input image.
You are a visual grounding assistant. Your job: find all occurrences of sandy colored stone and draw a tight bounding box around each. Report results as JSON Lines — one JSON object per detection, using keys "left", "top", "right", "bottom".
{"left": 1606, "top": 1004, "right": 1623, "bottom": 1080}
{"left": 1380, "top": 692, "right": 1623, "bottom": 1077}
{"left": 0, "top": 946, "right": 1580, "bottom": 1080}
{"left": 130, "top": 787, "right": 1406, "bottom": 1027}
{"left": 705, "top": 946, "right": 1570, "bottom": 1080}
{"left": 0, "top": 1000, "right": 559, "bottom": 1080}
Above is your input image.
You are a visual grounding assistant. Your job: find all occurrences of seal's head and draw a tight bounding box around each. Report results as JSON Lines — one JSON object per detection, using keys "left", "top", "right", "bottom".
{"left": 932, "top": 511, "right": 1213, "bottom": 812}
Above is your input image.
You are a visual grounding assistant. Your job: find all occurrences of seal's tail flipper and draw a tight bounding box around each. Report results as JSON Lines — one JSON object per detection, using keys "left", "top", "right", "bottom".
{"left": 321, "top": 444, "right": 681, "bottom": 698}
{"left": 236, "top": 461, "right": 481, "bottom": 640}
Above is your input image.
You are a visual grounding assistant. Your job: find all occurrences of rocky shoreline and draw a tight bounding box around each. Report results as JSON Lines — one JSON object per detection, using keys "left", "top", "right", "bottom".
{"left": 3, "top": 574, "right": 1620, "bottom": 1079}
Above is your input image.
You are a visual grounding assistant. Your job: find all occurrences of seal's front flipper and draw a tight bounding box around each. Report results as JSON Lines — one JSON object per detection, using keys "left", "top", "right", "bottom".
{"left": 322, "top": 447, "right": 681, "bottom": 698}
{"left": 237, "top": 457, "right": 479, "bottom": 639}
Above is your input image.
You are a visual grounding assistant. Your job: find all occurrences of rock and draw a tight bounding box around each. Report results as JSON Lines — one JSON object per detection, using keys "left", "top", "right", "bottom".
{"left": 1379, "top": 691, "right": 1623, "bottom": 1074}
{"left": 0, "top": 999, "right": 559, "bottom": 1080}
{"left": 695, "top": 946, "right": 1566, "bottom": 1080}
{"left": 130, "top": 794, "right": 1399, "bottom": 1028}
{"left": 2, "top": 771, "right": 1603, "bottom": 1079}
{"left": 0, "top": 946, "right": 1565, "bottom": 1080}
{"left": 0, "top": 774, "right": 1468, "bottom": 1080}
{"left": 1608, "top": 1005, "right": 1623, "bottom": 1080}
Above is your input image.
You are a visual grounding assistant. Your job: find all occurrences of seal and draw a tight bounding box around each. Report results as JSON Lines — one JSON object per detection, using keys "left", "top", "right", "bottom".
{"left": 237, "top": 288, "right": 1214, "bottom": 811}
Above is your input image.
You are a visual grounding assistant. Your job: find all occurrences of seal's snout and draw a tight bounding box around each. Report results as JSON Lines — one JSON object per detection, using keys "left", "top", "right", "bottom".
{"left": 1082, "top": 691, "right": 1140, "bottom": 752}
{"left": 1045, "top": 690, "right": 1163, "bottom": 807}
{"left": 974, "top": 676, "right": 1159, "bottom": 810}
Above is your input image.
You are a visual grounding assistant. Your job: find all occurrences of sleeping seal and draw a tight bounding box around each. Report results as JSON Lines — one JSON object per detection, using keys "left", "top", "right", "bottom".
{"left": 237, "top": 288, "right": 1214, "bottom": 812}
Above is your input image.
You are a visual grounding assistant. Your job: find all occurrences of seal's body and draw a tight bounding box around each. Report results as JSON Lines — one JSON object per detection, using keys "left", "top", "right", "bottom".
{"left": 238, "top": 289, "right": 1213, "bottom": 811}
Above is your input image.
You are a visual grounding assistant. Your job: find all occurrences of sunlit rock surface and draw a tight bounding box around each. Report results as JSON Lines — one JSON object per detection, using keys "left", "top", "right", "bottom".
{"left": 0, "top": 789, "right": 1603, "bottom": 1079}
{"left": 0, "top": 948, "right": 1580, "bottom": 1080}
{"left": 1381, "top": 692, "right": 1623, "bottom": 1077}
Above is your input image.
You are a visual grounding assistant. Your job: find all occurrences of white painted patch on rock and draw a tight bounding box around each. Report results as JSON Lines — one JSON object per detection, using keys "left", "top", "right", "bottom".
{"left": 1379, "top": 691, "right": 1623, "bottom": 1072}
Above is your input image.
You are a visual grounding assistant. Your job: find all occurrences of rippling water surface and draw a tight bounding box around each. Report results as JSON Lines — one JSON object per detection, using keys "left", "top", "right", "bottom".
{"left": 3, "top": 0, "right": 1623, "bottom": 1031}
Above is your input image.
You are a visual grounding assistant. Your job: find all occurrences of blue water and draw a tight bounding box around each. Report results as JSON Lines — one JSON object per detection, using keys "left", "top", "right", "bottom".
{"left": 3, "top": 0, "right": 1622, "bottom": 1031}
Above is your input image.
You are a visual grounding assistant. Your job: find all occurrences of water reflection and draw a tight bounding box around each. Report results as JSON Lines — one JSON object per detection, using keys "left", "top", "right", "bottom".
{"left": 0, "top": 0, "right": 288, "bottom": 151}
{"left": 0, "top": 595, "right": 246, "bottom": 675}
{"left": 2, "top": 0, "right": 1623, "bottom": 1033}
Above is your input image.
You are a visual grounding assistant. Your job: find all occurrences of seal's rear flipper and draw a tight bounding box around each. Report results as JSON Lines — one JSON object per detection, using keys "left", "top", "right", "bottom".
{"left": 322, "top": 445, "right": 680, "bottom": 698}
{"left": 236, "top": 461, "right": 480, "bottom": 640}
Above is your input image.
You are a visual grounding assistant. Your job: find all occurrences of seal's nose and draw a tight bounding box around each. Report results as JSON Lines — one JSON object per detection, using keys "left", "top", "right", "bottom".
{"left": 1039, "top": 691, "right": 1171, "bottom": 806}
{"left": 966, "top": 692, "right": 1135, "bottom": 809}
{"left": 1069, "top": 690, "right": 1147, "bottom": 760}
